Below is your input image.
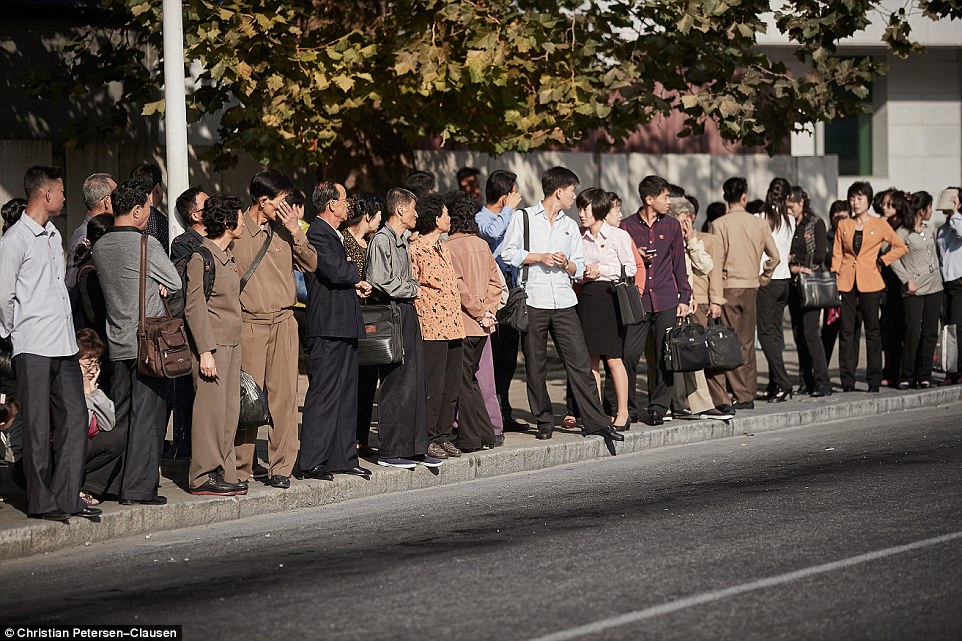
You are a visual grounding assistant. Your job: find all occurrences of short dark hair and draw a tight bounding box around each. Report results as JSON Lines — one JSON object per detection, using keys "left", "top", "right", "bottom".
{"left": 787, "top": 186, "right": 814, "bottom": 220}
{"left": 638, "top": 175, "right": 669, "bottom": 202}
{"left": 175, "top": 186, "right": 204, "bottom": 222}
{"left": 129, "top": 163, "right": 162, "bottom": 191}
{"left": 457, "top": 167, "right": 480, "bottom": 183}
{"left": 2, "top": 198, "right": 26, "bottom": 233}
{"left": 542, "top": 166, "right": 579, "bottom": 197}
{"left": 285, "top": 190, "right": 305, "bottom": 207}
{"left": 746, "top": 199, "right": 765, "bottom": 214}
{"left": 344, "top": 192, "right": 384, "bottom": 229}
{"left": 702, "top": 201, "right": 727, "bottom": 232}
{"left": 202, "top": 194, "right": 243, "bottom": 240}
{"left": 846, "top": 181, "right": 874, "bottom": 203}
{"left": 23, "top": 166, "right": 62, "bottom": 198}
{"left": 829, "top": 200, "right": 850, "bottom": 218}
{"left": 445, "top": 190, "right": 481, "bottom": 235}
{"left": 385, "top": 188, "right": 416, "bottom": 221}
{"left": 668, "top": 183, "right": 686, "bottom": 198}
{"left": 76, "top": 328, "right": 105, "bottom": 360}
{"left": 485, "top": 170, "right": 517, "bottom": 205}
{"left": 606, "top": 191, "right": 621, "bottom": 207}
{"left": 249, "top": 168, "right": 294, "bottom": 202}
{"left": 872, "top": 188, "right": 898, "bottom": 216}
{"left": 111, "top": 179, "right": 149, "bottom": 217}
{"left": 576, "top": 187, "right": 611, "bottom": 222}
{"left": 722, "top": 177, "right": 748, "bottom": 204}
{"left": 312, "top": 180, "right": 340, "bottom": 213}
{"left": 414, "top": 192, "right": 446, "bottom": 235}
{"left": 404, "top": 171, "right": 435, "bottom": 198}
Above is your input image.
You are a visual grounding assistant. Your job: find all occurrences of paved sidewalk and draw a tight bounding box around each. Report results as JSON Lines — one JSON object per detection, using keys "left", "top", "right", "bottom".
{"left": 2, "top": 327, "right": 960, "bottom": 560}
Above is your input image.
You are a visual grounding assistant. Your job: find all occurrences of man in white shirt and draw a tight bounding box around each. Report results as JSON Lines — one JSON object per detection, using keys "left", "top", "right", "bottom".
{"left": 501, "top": 167, "right": 623, "bottom": 448}
{"left": 0, "top": 166, "right": 100, "bottom": 522}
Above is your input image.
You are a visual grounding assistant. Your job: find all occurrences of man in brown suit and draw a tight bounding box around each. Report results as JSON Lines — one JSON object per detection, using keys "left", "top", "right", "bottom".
{"left": 709, "top": 177, "right": 779, "bottom": 409}
{"left": 233, "top": 169, "right": 317, "bottom": 489}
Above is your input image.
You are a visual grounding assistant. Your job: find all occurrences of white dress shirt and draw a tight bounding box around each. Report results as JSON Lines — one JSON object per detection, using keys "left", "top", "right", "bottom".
{"left": 0, "top": 215, "right": 78, "bottom": 357}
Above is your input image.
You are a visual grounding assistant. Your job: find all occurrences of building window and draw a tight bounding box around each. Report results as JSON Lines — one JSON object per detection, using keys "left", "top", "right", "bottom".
{"left": 824, "top": 76, "right": 877, "bottom": 177}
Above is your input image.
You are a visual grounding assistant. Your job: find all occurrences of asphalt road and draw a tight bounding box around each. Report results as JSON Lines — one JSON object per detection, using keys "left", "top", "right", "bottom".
{"left": 1, "top": 404, "right": 960, "bottom": 641}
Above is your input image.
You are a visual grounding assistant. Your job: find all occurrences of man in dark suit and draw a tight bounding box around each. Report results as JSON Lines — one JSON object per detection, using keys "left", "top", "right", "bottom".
{"left": 299, "top": 181, "right": 373, "bottom": 479}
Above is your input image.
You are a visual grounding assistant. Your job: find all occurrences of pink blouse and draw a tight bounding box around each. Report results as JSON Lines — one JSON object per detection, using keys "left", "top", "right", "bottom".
{"left": 580, "top": 222, "right": 637, "bottom": 282}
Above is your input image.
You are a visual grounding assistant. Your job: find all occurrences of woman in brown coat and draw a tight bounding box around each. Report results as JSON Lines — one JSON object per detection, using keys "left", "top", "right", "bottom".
{"left": 832, "top": 182, "right": 908, "bottom": 392}
{"left": 184, "top": 195, "right": 246, "bottom": 495}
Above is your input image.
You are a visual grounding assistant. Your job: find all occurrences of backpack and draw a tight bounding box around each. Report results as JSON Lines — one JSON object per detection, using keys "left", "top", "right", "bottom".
{"left": 168, "top": 239, "right": 216, "bottom": 318}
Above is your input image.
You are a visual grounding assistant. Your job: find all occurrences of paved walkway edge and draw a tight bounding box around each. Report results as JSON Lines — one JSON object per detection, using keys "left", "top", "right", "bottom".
{"left": 2, "top": 386, "right": 960, "bottom": 561}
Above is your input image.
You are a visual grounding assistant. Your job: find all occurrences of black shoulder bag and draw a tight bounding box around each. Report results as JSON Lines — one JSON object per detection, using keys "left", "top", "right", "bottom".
{"left": 496, "top": 209, "right": 530, "bottom": 333}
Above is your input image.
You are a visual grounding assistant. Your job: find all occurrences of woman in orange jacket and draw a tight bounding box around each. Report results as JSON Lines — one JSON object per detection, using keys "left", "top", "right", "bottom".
{"left": 832, "top": 182, "right": 908, "bottom": 392}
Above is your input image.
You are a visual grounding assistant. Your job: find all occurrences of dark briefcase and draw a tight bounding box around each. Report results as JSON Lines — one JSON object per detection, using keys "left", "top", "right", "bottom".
{"left": 358, "top": 303, "right": 404, "bottom": 366}
{"left": 662, "top": 316, "right": 711, "bottom": 373}
{"left": 705, "top": 316, "right": 743, "bottom": 372}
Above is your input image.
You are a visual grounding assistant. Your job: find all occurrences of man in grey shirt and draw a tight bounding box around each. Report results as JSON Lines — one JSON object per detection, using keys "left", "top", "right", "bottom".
{"left": 0, "top": 166, "right": 98, "bottom": 521}
{"left": 93, "top": 179, "right": 180, "bottom": 505}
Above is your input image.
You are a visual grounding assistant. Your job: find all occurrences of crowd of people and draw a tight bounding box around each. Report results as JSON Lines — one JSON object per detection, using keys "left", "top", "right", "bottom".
{"left": 0, "top": 161, "right": 959, "bottom": 523}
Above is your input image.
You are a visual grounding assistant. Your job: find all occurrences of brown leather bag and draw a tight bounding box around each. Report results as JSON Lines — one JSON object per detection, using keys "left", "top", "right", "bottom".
{"left": 137, "top": 233, "right": 191, "bottom": 378}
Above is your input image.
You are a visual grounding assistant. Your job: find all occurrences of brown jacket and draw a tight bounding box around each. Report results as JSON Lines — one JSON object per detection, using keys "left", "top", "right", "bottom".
{"left": 184, "top": 239, "right": 241, "bottom": 355}
{"left": 709, "top": 208, "right": 780, "bottom": 289}
{"left": 234, "top": 211, "right": 317, "bottom": 324}
{"left": 831, "top": 216, "right": 908, "bottom": 293}
{"left": 447, "top": 232, "right": 505, "bottom": 337}
{"left": 690, "top": 231, "right": 726, "bottom": 306}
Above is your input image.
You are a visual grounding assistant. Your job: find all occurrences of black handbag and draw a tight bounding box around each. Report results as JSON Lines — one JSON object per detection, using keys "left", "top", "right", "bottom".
{"left": 238, "top": 370, "right": 271, "bottom": 430}
{"left": 796, "top": 267, "right": 841, "bottom": 309}
{"left": 614, "top": 265, "right": 647, "bottom": 326}
{"left": 496, "top": 209, "right": 530, "bottom": 333}
{"left": 358, "top": 303, "right": 404, "bottom": 366}
{"left": 662, "top": 316, "right": 711, "bottom": 373}
{"left": 705, "top": 316, "right": 743, "bottom": 372}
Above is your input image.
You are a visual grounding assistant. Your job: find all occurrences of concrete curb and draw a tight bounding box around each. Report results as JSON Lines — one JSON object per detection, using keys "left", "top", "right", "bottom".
{"left": 1, "top": 385, "right": 959, "bottom": 561}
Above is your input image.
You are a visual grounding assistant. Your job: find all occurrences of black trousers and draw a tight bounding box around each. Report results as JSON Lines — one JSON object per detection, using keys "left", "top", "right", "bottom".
{"left": 376, "top": 302, "right": 428, "bottom": 458}
{"left": 111, "top": 359, "right": 168, "bottom": 501}
{"left": 423, "top": 339, "right": 463, "bottom": 444}
{"left": 616, "top": 309, "right": 676, "bottom": 414}
{"left": 522, "top": 306, "right": 610, "bottom": 431}
{"left": 881, "top": 268, "right": 905, "bottom": 382}
{"left": 169, "top": 374, "right": 193, "bottom": 460}
{"left": 757, "top": 279, "right": 791, "bottom": 391}
{"left": 788, "top": 283, "right": 830, "bottom": 390}
{"left": 490, "top": 322, "right": 520, "bottom": 419}
{"left": 83, "top": 427, "right": 126, "bottom": 496}
{"left": 946, "top": 277, "right": 962, "bottom": 381}
{"left": 839, "top": 290, "right": 883, "bottom": 389}
{"left": 300, "top": 337, "right": 359, "bottom": 472}
{"left": 357, "top": 365, "right": 380, "bottom": 447}
{"left": 823, "top": 308, "right": 859, "bottom": 365}
{"left": 14, "top": 354, "right": 87, "bottom": 515}
{"left": 901, "top": 292, "right": 942, "bottom": 384}
{"left": 458, "top": 336, "right": 497, "bottom": 449}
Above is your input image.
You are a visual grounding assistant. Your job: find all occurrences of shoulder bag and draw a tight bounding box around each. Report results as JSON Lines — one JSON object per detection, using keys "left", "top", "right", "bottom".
{"left": 662, "top": 316, "right": 711, "bottom": 373}
{"left": 358, "top": 302, "right": 404, "bottom": 366}
{"left": 496, "top": 209, "right": 530, "bottom": 333}
{"left": 795, "top": 218, "right": 840, "bottom": 309}
{"left": 137, "top": 234, "right": 192, "bottom": 378}
{"left": 704, "top": 316, "right": 743, "bottom": 372}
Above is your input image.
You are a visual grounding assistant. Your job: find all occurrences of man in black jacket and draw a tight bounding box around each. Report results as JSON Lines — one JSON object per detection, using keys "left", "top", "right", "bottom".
{"left": 299, "top": 181, "right": 373, "bottom": 479}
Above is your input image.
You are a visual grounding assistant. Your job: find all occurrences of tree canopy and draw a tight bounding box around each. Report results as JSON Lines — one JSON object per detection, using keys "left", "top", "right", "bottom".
{"left": 35, "top": 0, "right": 961, "bottom": 177}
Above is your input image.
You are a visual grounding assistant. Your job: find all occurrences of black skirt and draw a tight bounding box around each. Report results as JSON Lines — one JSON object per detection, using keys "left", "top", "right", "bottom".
{"left": 576, "top": 280, "right": 625, "bottom": 357}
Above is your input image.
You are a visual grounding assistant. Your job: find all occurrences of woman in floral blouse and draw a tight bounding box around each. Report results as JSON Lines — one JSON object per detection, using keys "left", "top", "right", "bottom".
{"left": 410, "top": 193, "right": 466, "bottom": 460}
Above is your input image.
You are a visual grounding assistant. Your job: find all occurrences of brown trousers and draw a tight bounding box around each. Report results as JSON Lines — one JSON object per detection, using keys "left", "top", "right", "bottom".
{"left": 692, "top": 307, "right": 731, "bottom": 407}
{"left": 720, "top": 287, "right": 758, "bottom": 404}
{"left": 234, "top": 317, "right": 300, "bottom": 480}
{"left": 189, "top": 344, "right": 241, "bottom": 489}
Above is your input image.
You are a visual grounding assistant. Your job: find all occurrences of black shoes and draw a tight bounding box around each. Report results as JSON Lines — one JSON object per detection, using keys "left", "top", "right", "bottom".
{"left": 299, "top": 466, "right": 334, "bottom": 481}
{"left": 811, "top": 383, "right": 833, "bottom": 398}
{"left": 191, "top": 475, "right": 244, "bottom": 496}
{"left": 585, "top": 425, "right": 624, "bottom": 442}
{"left": 252, "top": 463, "right": 270, "bottom": 480}
{"left": 334, "top": 467, "right": 372, "bottom": 477}
{"left": 648, "top": 410, "right": 664, "bottom": 426}
{"left": 74, "top": 506, "right": 102, "bottom": 520}
{"left": 120, "top": 496, "right": 168, "bottom": 505}
{"left": 493, "top": 434, "right": 505, "bottom": 447}
{"left": 267, "top": 475, "right": 291, "bottom": 488}
{"left": 503, "top": 417, "right": 529, "bottom": 432}
{"left": 32, "top": 510, "right": 70, "bottom": 522}
{"left": 732, "top": 400, "right": 755, "bottom": 410}
{"left": 535, "top": 427, "right": 553, "bottom": 440}
{"left": 769, "top": 388, "right": 793, "bottom": 403}
{"left": 868, "top": 384, "right": 880, "bottom": 393}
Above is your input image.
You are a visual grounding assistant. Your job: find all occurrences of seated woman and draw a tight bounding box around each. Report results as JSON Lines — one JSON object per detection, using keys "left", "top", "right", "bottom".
{"left": 410, "top": 193, "right": 467, "bottom": 459}
{"left": 184, "top": 194, "right": 247, "bottom": 496}
{"left": 576, "top": 187, "right": 636, "bottom": 430}
{"left": 444, "top": 191, "right": 504, "bottom": 452}
{"left": 76, "top": 329, "right": 124, "bottom": 506}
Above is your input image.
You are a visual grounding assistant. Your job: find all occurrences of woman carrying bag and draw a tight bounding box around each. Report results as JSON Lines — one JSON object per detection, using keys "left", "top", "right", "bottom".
{"left": 786, "top": 186, "right": 832, "bottom": 397}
